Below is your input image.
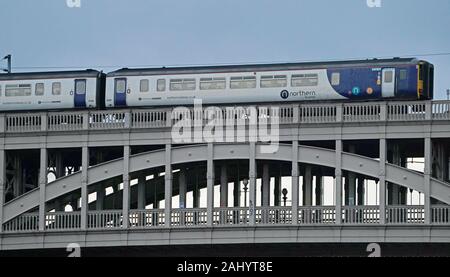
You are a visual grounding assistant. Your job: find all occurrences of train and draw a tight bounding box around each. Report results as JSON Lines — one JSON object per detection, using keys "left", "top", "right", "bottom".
{"left": 0, "top": 58, "right": 434, "bottom": 112}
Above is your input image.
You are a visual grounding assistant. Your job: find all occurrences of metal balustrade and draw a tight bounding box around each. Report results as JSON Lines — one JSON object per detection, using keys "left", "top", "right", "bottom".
{"left": 171, "top": 208, "right": 208, "bottom": 227}
{"left": 5, "top": 205, "right": 450, "bottom": 233}
{"left": 255, "top": 207, "right": 292, "bottom": 225}
{"left": 2, "top": 213, "right": 39, "bottom": 233}
{"left": 129, "top": 209, "right": 165, "bottom": 228}
{"left": 2, "top": 101, "right": 450, "bottom": 133}
{"left": 298, "top": 206, "right": 336, "bottom": 224}
{"left": 45, "top": 212, "right": 81, "bottom": 231}
{"left": 386, "top": 206, "right": 425, "bottom": 224}
{"left": 213, "top": 208, "right": 250, "bottom": 226}
{"left": 342, "top": 206, "right": 380, "bottom": 224}
{"left": 431, "top": 205, "right": 450, "bottom": 225}
{"left": 87, "top": 210, "right": 123, "bottom": 229}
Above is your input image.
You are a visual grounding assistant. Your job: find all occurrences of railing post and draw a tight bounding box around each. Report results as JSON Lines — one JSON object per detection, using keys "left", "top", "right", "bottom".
{"left": 380, "top": 102, "right": 387, "bottom": 122}
{"left": 83, "top": 112, "right": 89, "bottom": 130}
{"left": 164, "top": 144, "right": 173, "bottom": 228}
{"left": 379, "top": 139, "right": 387, "bottom": 224}
{"left": 122, "top": 145, "right": 130, "bottom": 229}
{"left": 81, "top": 146, "right": 89, "bottom": 230}
{"left": 40, "top": 113, "right": 48, "bottom": 132}
{"left": 249, "top": 142, "right": 256, "bottom": 226}
{"left": 336, "top": 103, "right": 343, "bottom": 123}
{"left": 292, "top": 104, "right": 300, "bottom": 124}
{"left": 0, "top": 149, "right": 5, "bottom": 233}
{"left": 425, "top": 101, "right": 432, "bottom": 121}
{"left": 0, "top": 114, "right": 5, "bottom": 133}
{"left": 206, "top": 143, "right": 214, "bottom": 227}
{"left": 166, "top": 110, "right": 172, "bottom": 128}
{"left": 291, "top": 140, "right": 299, "bottom": 225}
{"left": 335, "top": 139, "right": 342, "bottom": 225}
{"left": 424, "top": 137, "right": 432, "bottom": 224}
{"left": 124, "top": 110, "right": 131, "bottom": 129}
{"left": 38, "top": 148, "right": 48, "bottom": 231}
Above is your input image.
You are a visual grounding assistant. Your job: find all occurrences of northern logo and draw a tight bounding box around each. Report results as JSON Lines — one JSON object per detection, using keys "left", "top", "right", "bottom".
{"left": 280, "top": 90, "right": 289, "bottom": 100}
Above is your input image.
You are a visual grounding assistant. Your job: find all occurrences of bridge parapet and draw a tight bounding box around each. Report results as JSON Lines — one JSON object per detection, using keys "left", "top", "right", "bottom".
{"left": 1, "top": 101, "right": 449, "bottom": 134}
{"left": 3, "top": 205, "right": 450, "bottom": 234}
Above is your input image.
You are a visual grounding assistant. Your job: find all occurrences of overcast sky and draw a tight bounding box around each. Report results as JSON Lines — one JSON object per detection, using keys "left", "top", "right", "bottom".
{"left": 1, "top": 0, "right": 450, "bottom": 99}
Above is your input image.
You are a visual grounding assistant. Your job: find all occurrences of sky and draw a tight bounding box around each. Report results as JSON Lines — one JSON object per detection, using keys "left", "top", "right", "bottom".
{"left": 1, "top": 0, "right": 450, "bottom": 99}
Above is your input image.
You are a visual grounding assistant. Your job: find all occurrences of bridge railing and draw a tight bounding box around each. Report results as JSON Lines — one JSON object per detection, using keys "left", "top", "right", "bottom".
{"left": 386, "top": 205, "right": 425, "bottom": 224}
{"left": 2, "top": 213, "right": 39, "bottom": 233}
{"left": 255, "top": 207, "right": 292, "bottom": 225}
{"left": 45, "top": 212, "right": 81, "bottom": 231}
{"left": 3, "top": 101, "right": 449, "bottom": 134}
{"left": 213, "top": 207, "right": 250, "bottom": 226}
{"left": 5, "top": 205, "right": 450, "bottom": 233}
{"left": 298, "top": 206, "right": 336, "bottom": 224}
{"left": 129, "top": 209, "right": 165, "bottom": 228}
{"left": 342, "top": 206, "right": 380, "bottom": 224}
{"left": 87, "top": 210, "right": 123, "bottom": 230}
{"left": 171, "top": 208, "right": 208, "bottom": 227}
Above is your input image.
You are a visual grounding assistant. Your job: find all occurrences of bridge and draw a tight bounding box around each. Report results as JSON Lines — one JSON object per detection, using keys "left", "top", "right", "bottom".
{"left": 1, "top": 100, "right": 450, "bottom": 255}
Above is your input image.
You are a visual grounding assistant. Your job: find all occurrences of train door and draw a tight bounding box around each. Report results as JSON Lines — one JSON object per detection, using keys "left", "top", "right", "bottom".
{"left": 381, "top": 68, "right": 396, "bottom": 98}
{"left": 114, "top": 78, "right": 127, "bottom": 107}
{"left": 74, "top": 79, "right": 86, "bottom": 108}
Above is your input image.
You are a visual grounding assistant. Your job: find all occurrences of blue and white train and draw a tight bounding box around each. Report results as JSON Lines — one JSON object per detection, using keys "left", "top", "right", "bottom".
{"left": 0, "top": 58, "right": 434, "bottom": 112}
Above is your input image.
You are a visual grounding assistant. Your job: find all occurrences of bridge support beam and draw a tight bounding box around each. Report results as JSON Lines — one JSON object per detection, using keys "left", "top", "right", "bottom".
{"left": 303, "top": 166, "right": 312, "bottom": 206}
{"left": 425, "top": 138, "right": 432, "bottom": 224}
{"left": 38, "top": 148, "right": 47, "bottom": 231}
{"left": 0, "top": 149, "right": 5, "bottom": 233}
{"left": 262, "top": 163, "right": 270, "bottom": 207}
{"left": 292, "top": 140, "right": 299, "bottom": 224}
{"left": 315, "top": 173, "right": 323, "bottom": 206}
{"left": 179, "top": 170, "right": 187, "bottom": 209}
{"left": 335, "top": 140, "right": 343, "bottom": 225}
{"left": 164, "top": 144, "right": 172, "bottom": 228}
{"left": 81, "top": 146, "right": 88, "bottom": 230}
{"left": 357, "top": 177, "right": 365, "bottom": 206}
{"left": 274, "top": 171, "right": 281, "bottom": 207}
{"left": 379, "top": 139, "right": 387, "bottom": 224}
{"left": 122, "top": 145, "right": 130, "bottom": 228}
{"left": 220, "top": 164, "right": 228, "bottom": 208}
{"left": 249, "top": 142, "right": 256, "bottom": 225}
{"left": 96, "top": 185, "right": 105, "bottom": 210}
{"left": 207, "top": 144, "right": 214, "bottom": 226}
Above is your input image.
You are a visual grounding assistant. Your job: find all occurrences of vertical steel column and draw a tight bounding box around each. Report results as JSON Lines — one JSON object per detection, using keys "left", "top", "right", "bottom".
{"left": 291, "top": 140, "right": 299, "bottom": 224}
{"left": 249, "top": 142, "right": 256, "bottom": 225}
{"left": 122, "top": 145, "right": 130, "bottom": 228}
{"left": 137, "top": 175, "right": 146, "bottom": 210}
{"left": 335, "top": 140, "right": 343, "bottom": 225}
{"left": 178, "top": 170, "right": 187, "bottom": 209}
{"left": 207, "top": 144, "right": 214, "bottom": 226}
{"left": 262, "top": 163, "right": 270, "bottom": 207}
{"left": 379, "top": 139, "right": 387, "bottom": 224}
{"left": 81, "top": 146, "right": 88, "bottom": 230}
{"left": 0, "top": 149, "right": 5, "bottom": 233}
{"left": 220, "top": 164, "right": 228, "bottom": 208}
{"left": 164, "top": 144, "right": 172, "bottom": 228}
{"left": 303, "top": 166, "right": 312, "bottom": 206}
{"left": 424, "top": 137, "right": 432, "bottom": 224}
{"left": 38, "top": 148, "right": 47, "bottom": 231}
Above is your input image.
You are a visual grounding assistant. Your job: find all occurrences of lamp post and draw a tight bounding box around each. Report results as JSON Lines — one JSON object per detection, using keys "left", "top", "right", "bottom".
{"left": 2, "top": 55, "right": 11, "bottom": 73}
{"left": 282, "top": 188, "right": 288, "bottom": 206}
{"left": 447, "top": 89, "right": 450, "bottom": 101}
{"left": 243, "top": 179, "right": 249, "bottom": 207}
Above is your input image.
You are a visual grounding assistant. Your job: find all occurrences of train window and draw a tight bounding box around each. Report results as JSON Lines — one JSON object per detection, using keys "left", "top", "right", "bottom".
{"left": 331, "top": 73, "right": 340, "bottom": 86}
{"left": 75, "top": 80, "right": 86, "bottom": 95}
{"left": 35, "top": 83, "right": 44, "bottom": 96}
{"left": 400, "top": 70, "right": 408, "bottom": 80}
{"left": 52, "top": 82, "right": 61, "bottom": 95}
{"left": 291, "top": 74, "right": 318, "bottom": 87}
{"left": 140, "top": 79, "right": 149, "bottom": 93}
{"left": 384, "top": 71, "right": 393, "bottom": 83}
{"left": 115, "top": 79, "right": 126, "bottom": 94}
{"left": 5, "top": 84, "right": 32, "bottom": 97}
{"left": 170, "top": 78, "right": 196, "bottom": 91}
{"left": 230, "top": 76, "right": 256, "bottom": 89}
{"left": 261, "top": 75, "right": 287, "bottom": 88}
{"left": 200, "top": 77, "right": 226, "bottom": 90}
{"left": 157, "top": 79, "right": 166, "bottom": 92}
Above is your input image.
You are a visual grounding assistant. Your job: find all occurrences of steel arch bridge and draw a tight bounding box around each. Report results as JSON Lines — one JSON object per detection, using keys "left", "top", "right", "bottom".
{"left": 1, "top": 100, "right": 450, "bottom": 252}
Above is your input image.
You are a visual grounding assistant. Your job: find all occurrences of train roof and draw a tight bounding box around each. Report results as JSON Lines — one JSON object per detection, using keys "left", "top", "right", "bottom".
{"left": 107, "top": 58, "right": 421, "bottom": 77}
{"left": 0, "top": 69, "right": 102, "bottom": 81}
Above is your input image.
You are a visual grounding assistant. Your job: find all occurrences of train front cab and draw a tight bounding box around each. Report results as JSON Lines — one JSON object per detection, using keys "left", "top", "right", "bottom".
{"left": 418, "top": 61, "right": 434, "bottom": 100}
